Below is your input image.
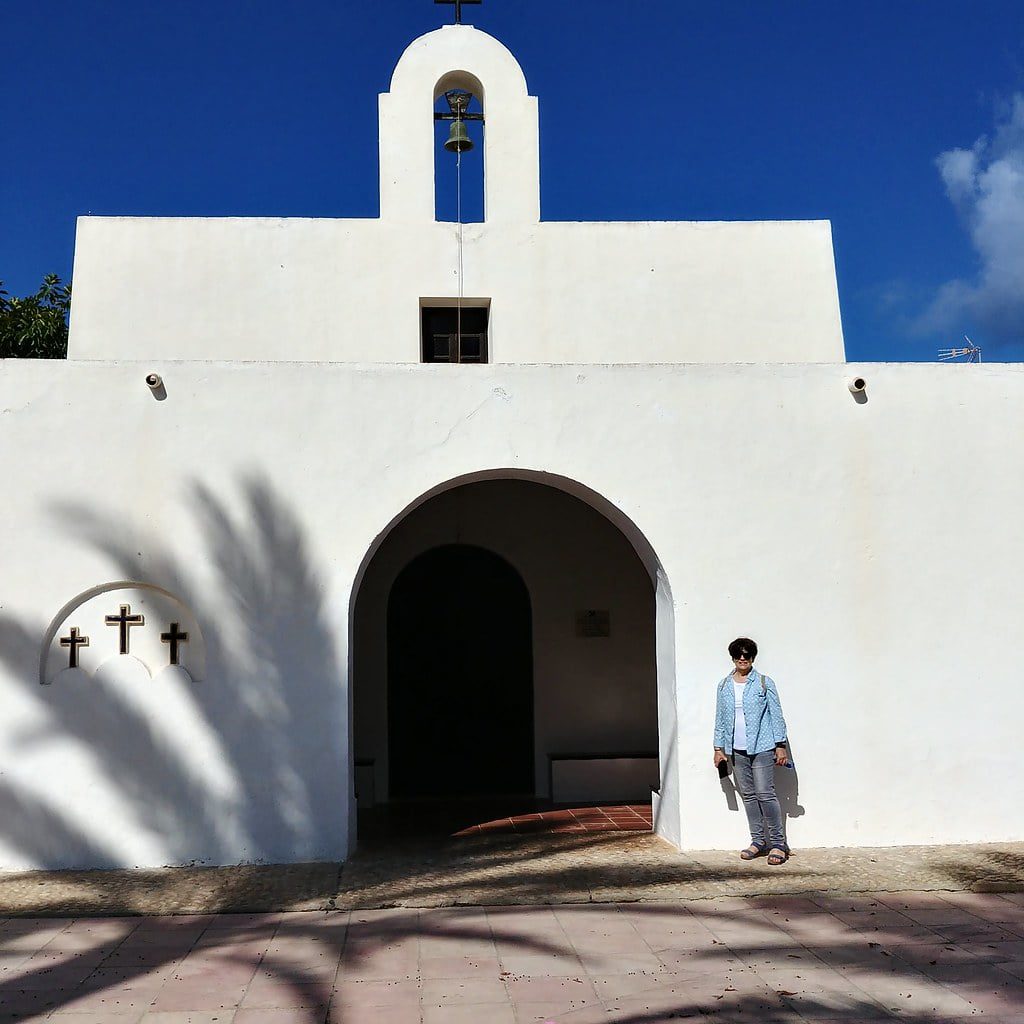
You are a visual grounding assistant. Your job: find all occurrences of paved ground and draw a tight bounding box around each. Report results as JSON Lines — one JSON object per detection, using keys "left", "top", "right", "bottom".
{"left": 1, "top": 891, "right": 1023, "bottom": 1023}
{"left": 0, "top": 830, "right": 1022, "bottom": 1022}
{"left": 336, "top": 836, "right": 1024, "bottom": 912}
{"left": 2, "top": 837, "right": 1020, "bottom": 917}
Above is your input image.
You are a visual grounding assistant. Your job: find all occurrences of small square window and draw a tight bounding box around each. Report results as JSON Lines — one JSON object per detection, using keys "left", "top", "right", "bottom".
{"left": 421, "top": 304, "right": 489, "bottom": 363}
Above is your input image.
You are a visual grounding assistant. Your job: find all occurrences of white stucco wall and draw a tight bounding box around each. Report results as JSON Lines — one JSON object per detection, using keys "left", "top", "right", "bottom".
{"left": 1, "top": 358, "right": 1021, "bottom": 869}
{"left": 352, "top": 479, "right": 658, "bottom": 803}
{"left": 66, "top": 25, "right": 844, "bottom": 366}
{"left": 67, "top": 216, "right": 844, "bottom": 365}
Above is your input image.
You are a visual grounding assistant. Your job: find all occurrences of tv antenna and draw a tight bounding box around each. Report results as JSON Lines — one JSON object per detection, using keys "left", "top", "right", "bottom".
{"left": 938, "top": 335, "right": 982, "bottom": 363}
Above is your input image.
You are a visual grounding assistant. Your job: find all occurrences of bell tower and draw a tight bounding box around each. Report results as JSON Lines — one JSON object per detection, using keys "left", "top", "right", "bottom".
{"left": 378, "top": 25, "right": 541, "bottom": 224}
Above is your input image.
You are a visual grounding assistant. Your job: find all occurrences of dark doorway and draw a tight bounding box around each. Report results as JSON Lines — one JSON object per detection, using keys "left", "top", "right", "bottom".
{"left": 387, "top": 544, "right": 533, "bottom": 798}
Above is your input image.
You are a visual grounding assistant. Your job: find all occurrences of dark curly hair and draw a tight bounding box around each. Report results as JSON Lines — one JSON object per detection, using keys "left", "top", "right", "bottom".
{"left": 728, "top": 637, "right": 758, "bottom": 660}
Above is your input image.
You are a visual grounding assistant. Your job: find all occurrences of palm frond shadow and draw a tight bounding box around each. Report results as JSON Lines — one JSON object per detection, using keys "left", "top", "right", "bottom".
{"left": 940, "top": 850, "right": 1024, "bottom": 891}
{"left": 0, "top": 470, "right": 816, "bottom": 914}
{"left": 0, "top": 473, "right": 346, "bottom": 871}
{"left": 336, "top": 830, "right": 818, "bottom": 909}
{"left": 0, "top": 475, "right": 1020, "bottom": 1022}
{"left": 3, "top": 898, "right": 1022, "bottom": 1022}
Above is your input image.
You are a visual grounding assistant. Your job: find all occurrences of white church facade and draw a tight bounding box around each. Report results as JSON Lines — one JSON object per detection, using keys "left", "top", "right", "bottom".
{"left": 0, "top": 23, "right": 1021, "bottom": 871}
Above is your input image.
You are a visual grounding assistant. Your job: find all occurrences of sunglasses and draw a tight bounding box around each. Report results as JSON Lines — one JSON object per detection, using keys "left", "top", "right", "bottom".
{"left": 733, "top": 654, "right": 753, "bottom": 661}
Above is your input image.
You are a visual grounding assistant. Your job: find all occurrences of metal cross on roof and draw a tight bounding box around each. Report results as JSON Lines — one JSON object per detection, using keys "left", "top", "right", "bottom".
{"left": 435, "top": 0, "right": 481, "bottom": 24}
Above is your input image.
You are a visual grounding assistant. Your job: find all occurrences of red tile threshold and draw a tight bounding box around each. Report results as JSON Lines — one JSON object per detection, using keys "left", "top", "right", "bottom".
{"left": 453, "top": 804, "right": 653, "bottom": 838}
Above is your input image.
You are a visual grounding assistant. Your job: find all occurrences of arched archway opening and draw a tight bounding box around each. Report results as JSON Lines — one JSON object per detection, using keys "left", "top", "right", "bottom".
{"left": 388, "top": 544, "right": 533, "bottom": 798}
{"left": 350, "top": 470, "right": 678, "bottom": 846}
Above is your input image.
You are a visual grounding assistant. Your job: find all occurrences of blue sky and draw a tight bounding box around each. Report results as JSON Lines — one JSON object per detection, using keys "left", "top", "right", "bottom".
{"left": 2, "top": 0, "right": 1022, "bottom": 361}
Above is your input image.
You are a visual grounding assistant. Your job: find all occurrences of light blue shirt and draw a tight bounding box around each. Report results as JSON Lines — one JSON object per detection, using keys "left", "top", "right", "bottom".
{"left": 713, "top": 668, "right": 788, "bottom": 756}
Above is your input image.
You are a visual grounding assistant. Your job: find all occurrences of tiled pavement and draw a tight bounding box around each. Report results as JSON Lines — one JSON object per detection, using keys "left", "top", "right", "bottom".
{"left": 2, "top": 891, "right": 1023, "bottom": 1023}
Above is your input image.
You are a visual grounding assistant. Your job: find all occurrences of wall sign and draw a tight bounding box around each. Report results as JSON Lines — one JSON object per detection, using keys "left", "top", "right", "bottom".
{"left": 576, "top": 609, "right": 611, "bottom": 638}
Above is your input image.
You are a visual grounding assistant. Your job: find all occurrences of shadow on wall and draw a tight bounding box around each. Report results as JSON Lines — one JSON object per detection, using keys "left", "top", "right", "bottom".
{"left": 0, "top": 474, "right": 347, "bottom": 870}
{"left": 719, "top": 752, "right": 805, "bottom": 833}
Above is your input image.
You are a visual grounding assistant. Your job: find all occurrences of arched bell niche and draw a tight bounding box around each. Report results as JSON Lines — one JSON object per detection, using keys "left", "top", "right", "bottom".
{"left": 433, "top": 70, "right": 485, "bottom": 223}
{"left": 379, "top": 26, "right": 540, "bottom": 224}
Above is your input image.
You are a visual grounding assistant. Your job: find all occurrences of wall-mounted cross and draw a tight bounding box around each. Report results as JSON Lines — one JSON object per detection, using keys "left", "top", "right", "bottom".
{"left": 105, "top": 603, "right": 145, "bottom": 655}
{"left": 160, "top": 622, "right": 190, "bottom": 666}
{"left": 435, "top": 0, "right": 481, "bottom": 24}
{"left": 59, "top": 627, "right": 90, "bottom": 669}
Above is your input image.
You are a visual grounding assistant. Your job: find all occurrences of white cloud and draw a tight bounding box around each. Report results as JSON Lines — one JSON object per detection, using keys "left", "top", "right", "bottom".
{"left": 921, "top": 95, "right": 1024, "bottom": 350}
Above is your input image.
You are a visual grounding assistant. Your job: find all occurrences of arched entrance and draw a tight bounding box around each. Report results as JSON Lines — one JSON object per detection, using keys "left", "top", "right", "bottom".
{"left": 388, "top": 544, "right": 533, "bottom": 798}
{"left": 350, "top": 470, "right": 679, "bottom": 847}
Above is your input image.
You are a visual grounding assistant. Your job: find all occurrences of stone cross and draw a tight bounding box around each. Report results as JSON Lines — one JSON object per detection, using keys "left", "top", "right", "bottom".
{"left": 435, "top": 0, "right": 481, "bottom": 24}
{"left": 105, "top": 603, "right": 145, "bottom": 655}
{"left": 160, "top": 622, "right": 190, "bottom": 666}
{"left": 59, "top": 627, "right": 90, "bottom": 669}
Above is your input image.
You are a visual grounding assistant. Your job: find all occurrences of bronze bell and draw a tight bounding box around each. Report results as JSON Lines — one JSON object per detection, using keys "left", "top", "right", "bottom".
{"left": 444, "top": 118, "right": 473, "bottom": 153}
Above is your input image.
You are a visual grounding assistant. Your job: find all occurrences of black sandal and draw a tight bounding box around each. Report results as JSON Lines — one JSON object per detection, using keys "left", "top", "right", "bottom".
{"left": 767, "top": 847, "right": 789, "bottom": 865}
{"left": 740, "top": 842, "right": 766, "bottom": 860}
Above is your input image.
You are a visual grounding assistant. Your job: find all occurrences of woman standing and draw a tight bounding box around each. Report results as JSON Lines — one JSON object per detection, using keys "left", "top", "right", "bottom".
{"left": 713, "top": 638, "right": 791, "bottom": 865}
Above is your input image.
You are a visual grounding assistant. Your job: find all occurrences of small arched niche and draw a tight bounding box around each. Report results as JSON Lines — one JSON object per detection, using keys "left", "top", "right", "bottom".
{"left": 41, "top": 582, "right": 206, "bottom": 686}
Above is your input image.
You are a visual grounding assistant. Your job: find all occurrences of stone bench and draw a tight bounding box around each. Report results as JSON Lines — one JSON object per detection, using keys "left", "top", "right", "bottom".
{"left": 548, "top": 751, "right": 659, "bottom": 804}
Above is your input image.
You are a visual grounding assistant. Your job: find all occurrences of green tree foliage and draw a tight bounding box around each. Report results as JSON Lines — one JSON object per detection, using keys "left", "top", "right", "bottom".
{"left": 0, "top": 274, "right": 71, "bottom": 358}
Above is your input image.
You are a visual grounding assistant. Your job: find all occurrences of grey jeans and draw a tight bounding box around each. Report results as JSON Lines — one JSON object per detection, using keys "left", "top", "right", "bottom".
{"left": 731, "top": 749, "right": 787, "bottom": 850}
